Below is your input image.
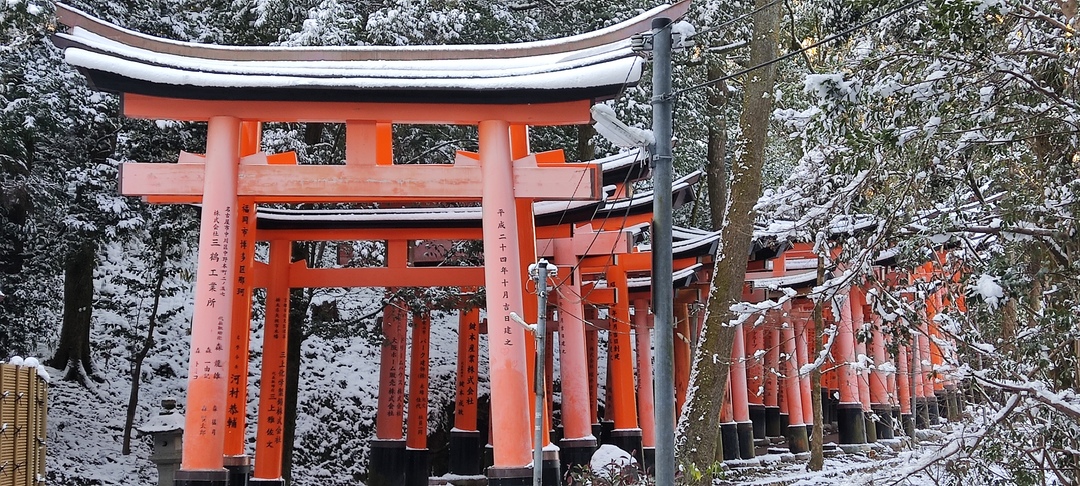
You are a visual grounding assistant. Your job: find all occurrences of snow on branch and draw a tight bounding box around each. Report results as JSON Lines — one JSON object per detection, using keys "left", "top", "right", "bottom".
{"left": 869, "top": 394, "right": 1022, "bottom": 486}
{"left": 971, "top": 372, "right": 1080, "bottom": 420}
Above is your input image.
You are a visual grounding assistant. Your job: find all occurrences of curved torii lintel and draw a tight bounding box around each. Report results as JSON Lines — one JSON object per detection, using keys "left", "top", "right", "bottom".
{"left": 52, "top": 1, "right": 691, "bottom": 119}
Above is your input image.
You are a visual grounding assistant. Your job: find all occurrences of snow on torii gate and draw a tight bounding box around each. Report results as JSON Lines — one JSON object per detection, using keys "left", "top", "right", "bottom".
{"left": 240, "top": 150, "right": 694, "bottom": 484}
{"left": 51, "top": 2, "right": 691, "bottom": 485}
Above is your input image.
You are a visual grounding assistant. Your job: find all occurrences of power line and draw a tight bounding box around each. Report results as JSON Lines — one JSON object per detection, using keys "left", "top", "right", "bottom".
{"left": 689, "top": 0, "right": 785, "bottom": 40}
{"left": 672, "top": 0, "right": 925, "bottom": 98}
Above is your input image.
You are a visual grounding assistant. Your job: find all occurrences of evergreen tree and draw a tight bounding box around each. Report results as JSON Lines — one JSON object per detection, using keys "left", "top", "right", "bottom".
{"left": 765, "top": 0, "right": 1080, "bottom": 480}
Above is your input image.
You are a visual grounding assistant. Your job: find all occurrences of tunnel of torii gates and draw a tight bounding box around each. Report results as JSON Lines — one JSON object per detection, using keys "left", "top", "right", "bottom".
{"left": 51, "top": 1, "right": 963, "bottom": 484}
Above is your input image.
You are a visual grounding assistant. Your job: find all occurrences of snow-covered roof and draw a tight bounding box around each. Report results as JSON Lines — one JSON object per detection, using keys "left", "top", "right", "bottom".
{"left": 626, "top": 263, "right": 703, "bottom": 289}
{"left": 52, "top": 2, "right": 690, "bottom": 104}
{"left": 745, "top": 269, "right": 820, "bottom": 289}
{"left": 255, "top": 156, "right": 672, "bottom": 230}
{"left": 137, "top": 411, "right": 185, "bottom": 434}
{"left": 639, "top": 227, "right": 721, "bottom": 259}
{"left": 256, "top": 198, "right": 605, "bottom": 230}
{"left": 594, "top": 170, "right": 700, "bottom": 218}
{"left": 595, "top": 148, "right": 650, "bottom": 186}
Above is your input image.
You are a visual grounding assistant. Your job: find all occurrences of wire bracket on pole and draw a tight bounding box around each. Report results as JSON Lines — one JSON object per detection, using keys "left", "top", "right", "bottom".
{"left": 631, "top": 32, "right": 654, "bottom": 53}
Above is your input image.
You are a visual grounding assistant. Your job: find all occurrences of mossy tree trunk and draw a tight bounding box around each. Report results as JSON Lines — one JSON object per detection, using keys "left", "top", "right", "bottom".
{"left": 47, "top": 241, "right": 101, "bottom": 385}
{"left": 675, "top": 0, "right": 780, "bottom": 480}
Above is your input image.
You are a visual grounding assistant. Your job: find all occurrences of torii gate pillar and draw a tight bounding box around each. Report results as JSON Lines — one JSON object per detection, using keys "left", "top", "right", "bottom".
{"left": 478, "top": 120, "right": 533, "bottom": 485}
{"left": 176, "top": 116, "right": 241, "bottom": 486}
{"left": 450, "top": 305, "right": 482, "bottom": 476}
{"left": 835, "top": 292, "right": 867, "bottom": 446}
{"left": 553, "top": 238, "right": 597, "bottom": 470}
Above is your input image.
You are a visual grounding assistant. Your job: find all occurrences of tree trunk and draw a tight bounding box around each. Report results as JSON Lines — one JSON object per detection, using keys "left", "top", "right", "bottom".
{"left": 47, "top": 241, "right": 100, "bottom": 385}
{"left": 675, "top": 0, "right": 780, "bottom": 479}
{"left": 577, "top": 124, "right": 596, "bottom": 163}
{"left": 808, "top": 255, "right": 826, "bottom": 471}
{"left": 122, "top": 234, "right": 169, "bottom": 455}
{"left": 1000, "top": 297, "right": 1017, "bottom": 354}
{"left": 705, "top": 62, "right": 729, "bottom": 232}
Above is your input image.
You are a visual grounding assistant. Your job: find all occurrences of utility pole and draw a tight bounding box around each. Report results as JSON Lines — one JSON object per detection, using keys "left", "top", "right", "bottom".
{"left": 650, "top": 16, "right": 676, "bottom": 486}
{"left": 529, "top": 259, "right": 554, "bottom": 486}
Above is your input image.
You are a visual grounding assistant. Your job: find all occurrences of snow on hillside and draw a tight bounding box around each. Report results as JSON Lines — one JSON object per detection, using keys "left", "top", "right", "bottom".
{"left": 44, "top": 282, "right": 486, "bottom": 485}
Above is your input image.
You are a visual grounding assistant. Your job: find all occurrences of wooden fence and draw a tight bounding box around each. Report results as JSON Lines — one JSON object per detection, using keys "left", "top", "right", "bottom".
{"left": 0, "top": 363, "right": 47, "bottom": 486}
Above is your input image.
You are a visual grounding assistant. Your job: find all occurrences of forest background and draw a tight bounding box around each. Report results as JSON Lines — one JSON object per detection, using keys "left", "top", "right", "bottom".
{"left": 1, "top": 0, "right": 1078, "bottom": 484}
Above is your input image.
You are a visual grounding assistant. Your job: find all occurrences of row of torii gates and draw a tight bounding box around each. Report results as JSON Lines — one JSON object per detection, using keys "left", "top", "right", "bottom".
{"left": 53, "top": 2, "right": 963, "bottom": 485}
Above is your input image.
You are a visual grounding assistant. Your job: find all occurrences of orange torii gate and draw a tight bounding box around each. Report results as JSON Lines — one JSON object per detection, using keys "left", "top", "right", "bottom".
{"left": 735, "top": 236, "right": 964, "bottom": 456}
{"left": 244, "top": 156, "right": 698, "bottom": 484}
{"left": 575, "top": 221, "right": 718, "bottom": 464}
{"left": 222, "top": 148, "right": 676, "bottom": 485}
{"left": 51, "top": 2, "right": 692, "bottom": 485}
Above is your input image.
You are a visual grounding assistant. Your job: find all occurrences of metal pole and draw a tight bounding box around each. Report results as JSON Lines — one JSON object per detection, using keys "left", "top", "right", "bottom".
{"left": 533, "top": 260, "right": 549, "bottom": 486}
{"left": 651, "top": 17, "right": 676, "bottom": 486}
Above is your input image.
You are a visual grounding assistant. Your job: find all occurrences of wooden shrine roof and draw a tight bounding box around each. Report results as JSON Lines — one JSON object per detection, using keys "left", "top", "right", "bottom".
{"left": 255, "top": 169, "right": 701, "bottom": 231}
{"left": 52, "top": 1, "right": 690, "bottom": 105}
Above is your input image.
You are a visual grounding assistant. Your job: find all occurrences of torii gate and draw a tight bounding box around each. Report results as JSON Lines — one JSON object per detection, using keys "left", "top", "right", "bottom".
{"left": 51, "top": 2, "right": 692, "bottom": 485}
{"left": 243, "top": 149, "right": 665, "bottom": 484}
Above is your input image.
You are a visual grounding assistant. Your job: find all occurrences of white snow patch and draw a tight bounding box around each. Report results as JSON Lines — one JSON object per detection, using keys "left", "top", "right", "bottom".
{"left": 590, "top": 444, "right": 637, "bottom": 476}
{"left": 5, "top": 356, "right": 50, "bottom": 382}
{"left": 969, "top": 274, "right": 1004, "bottom": 310}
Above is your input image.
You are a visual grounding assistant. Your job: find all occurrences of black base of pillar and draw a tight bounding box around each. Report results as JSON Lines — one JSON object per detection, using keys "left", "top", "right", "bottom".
{"left": 748, "top": 404, "right": 767, "bottom": 440}
{"left": 764, "top": 406, "right": 781, "bottom": 438}
{"left": 542, "top": 450, "right": 560, "bottom": 486}
{"left": 642, "top": 447, "right": 655, "bottom": 475}
{"left": 449, "top": 430, "right": 483, "bottom": 475}
{"left": 224, "top": 456, "right": 250, "bottom": 486}
{"left": 368, "top": 439, "right": 406, "bottom": 486}
{"left": 826, "top": 389, "right": 839, "bottom": 425}
{"left": 484, "top": 444, "right": 494, "bottom": 470}
{"left": 720, "top": 422, "right": 739, "bottom": 461}
{"left": 901, "top": 413, "right": 915, "bottom": 437}
{"left": 404, "top": 448, "right": 430, "bottom": 486}
{"left": 836, "top": 403, "right": 866, "bottom": 445}
{"left": 863, "top": 411, "right": 878, "bottom": 443}
{"left": 599, "top": 421, "right": 615, "bottom": 445}
{"left": 872, "top": 405, "right": 894, "bottom": 440}
{"left": 736, "top": 421, "right": 755, "bottom": 459}
{"left": 560, "top": 437, "right": 597, "bottom": 474}
{"left": 930, "top": 393, "right": 943, "bottom": 424}
{"left": 944, "top": 388, "right": 956, "bottom": 422}
{"left": 805, "top": 424, "right": 814, "bottom": 443}
{"left": 609, "top": 428, "right": 643, "bottom": 466}
{"left": 915, "top": 398, "right": 929, "bottom": 429}
{"left": 247, "top": 479, "right": 283, "bottom": 486}
{"left": 820, "top": 388, "right": 838, "bottom": 423}
{"left": 177, "top": 470, "right": 229, "bottom": 486}
{"left": 786, "top": 424, "right": 809, "bottom": 454}
{"left": 779, "top": 413, "right": 789, "bottom": 432}
{"left": 486, "top": 466, "right": 533, "bottom": 486}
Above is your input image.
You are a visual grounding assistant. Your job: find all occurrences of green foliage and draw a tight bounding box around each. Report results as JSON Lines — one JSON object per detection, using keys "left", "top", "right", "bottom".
{"left": 763, "top": 0, "right": 1080, "bottom": 482}
{"left": 676, "top": 460, "right": 727, "bottom": 485}
{"left": 566, "top": 461, "right": 650, "bottom": 486}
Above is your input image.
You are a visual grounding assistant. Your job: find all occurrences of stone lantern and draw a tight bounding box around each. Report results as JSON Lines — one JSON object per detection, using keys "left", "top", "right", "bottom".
{"left": 138, "top": 398, "right": 186, "bottom": 486}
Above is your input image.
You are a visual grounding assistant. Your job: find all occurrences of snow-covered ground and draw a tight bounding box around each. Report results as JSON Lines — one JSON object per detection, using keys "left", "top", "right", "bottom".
{"left": 42, "top": 285, "right": 486, "bottom": 485}
{"left": 30, "top": 247, "right": 1010, "bottom": 485}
